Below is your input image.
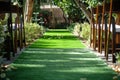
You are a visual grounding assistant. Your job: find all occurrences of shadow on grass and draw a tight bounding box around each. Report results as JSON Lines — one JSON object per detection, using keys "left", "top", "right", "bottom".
{"left": 41, "top": 35, "right": 77, "bottom": 40}
{"left": 7, "top": 29, "right": 117, "bottom": 80}
{"left": 27, "top": 29, "right": 85, "bottom": 48}
{"left": 8, "top": 48, "right": 116, "bottom": 80}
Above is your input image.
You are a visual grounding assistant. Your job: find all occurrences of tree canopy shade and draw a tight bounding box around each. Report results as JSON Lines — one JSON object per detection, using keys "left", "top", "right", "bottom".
{"left": 53, "top": 0, "right": 92, "bottom": 23}
{"left": 22, "top": 0, "right": 106, "bottom": 23}
{"left": 53, "top": 0, "right": 85, "bottom": 23}
{"left": 53, "top": 0, "right": 88, "bottom": 23}
{"left": 53, "top": 0, "right": 114, "bottom": 23}
{"left": 23, "top": 0, "right": 116, "bottom": 23}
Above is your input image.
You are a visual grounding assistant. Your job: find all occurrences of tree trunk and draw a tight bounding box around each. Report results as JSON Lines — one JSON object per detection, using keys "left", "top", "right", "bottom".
{"left": 73, "top": 0, "right": 91, "bottom": 23}
{"left": 60, "top": 8, "right": 68, "bottom": 24}
{"left": 24, "top": 0, "right": 34, "bottom": 22}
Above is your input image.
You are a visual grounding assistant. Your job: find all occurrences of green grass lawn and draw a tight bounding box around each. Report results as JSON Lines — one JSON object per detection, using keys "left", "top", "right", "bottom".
{"left": 8, "top": 29, "right": 117, "bottom": 80}
{"left": 30, "top": 29, "right": 85, "bottom": 48}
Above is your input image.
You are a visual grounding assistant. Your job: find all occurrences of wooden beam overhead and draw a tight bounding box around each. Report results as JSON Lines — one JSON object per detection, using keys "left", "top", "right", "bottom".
{"left": 0, "top": 0, "right": 10, "bottom": 2}
{"left": 0, "top": 1, "right": 23, "bottom": 13}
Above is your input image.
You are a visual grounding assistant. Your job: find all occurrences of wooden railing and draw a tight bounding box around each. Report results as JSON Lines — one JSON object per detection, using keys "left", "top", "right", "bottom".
{"left": 0, "top": 1, "right": 26, "bottom": 60}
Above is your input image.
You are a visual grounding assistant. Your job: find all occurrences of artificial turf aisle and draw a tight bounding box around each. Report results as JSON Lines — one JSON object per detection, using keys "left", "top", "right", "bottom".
{"left": 8, "top": 29, "right": 117, "bottom": 80}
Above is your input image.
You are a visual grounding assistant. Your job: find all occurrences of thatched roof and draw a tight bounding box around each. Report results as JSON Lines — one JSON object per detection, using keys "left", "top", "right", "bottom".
{"left": 40, "top": 5, "right": 66, "bottom": 24}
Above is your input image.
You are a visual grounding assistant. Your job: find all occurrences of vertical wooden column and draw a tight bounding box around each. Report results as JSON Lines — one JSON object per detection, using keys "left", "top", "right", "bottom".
{"left": 9, "top": 1, "right": 15, "bottom": 57}
{"left": 100, "top": 0, "right": 105, "bottom": 54}
{"left": 90, "top": 9, "right": 94, "bottom": 47}
{"left": 14, "top": 17, "right": 18, "bottom": 53}
{"left": 5, "top": 1, "right": 14, "bottom": 59}
{"left": 20, "top": 14, "right": 23, "bottom": 49}
{"left": 97, "top": 6, "right": 101, "bottom": 53}
{"left": 5, "top": 16, "right": 11, "bottom": 60}
{"left": 106, "top": 0, "right": 113, "bottom": 61}
{"left": 20, "top": 0, "right": 26, "bottom": 47}
{"left": 13, "top": 6, "right": 19, "bottom": 54}
{"left": 23, "top": 14, "right": 26, "bottom": 46}
{"left": 17, "top": 13, "right": 22, "bottom": 50}
{"left": 93, "top": 6, "right": 99, "bottom": 50}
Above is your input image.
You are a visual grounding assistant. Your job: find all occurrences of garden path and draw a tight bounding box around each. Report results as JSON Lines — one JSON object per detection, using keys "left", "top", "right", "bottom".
{"left": 8, "top": 29, "right": 117, "bottom": 80}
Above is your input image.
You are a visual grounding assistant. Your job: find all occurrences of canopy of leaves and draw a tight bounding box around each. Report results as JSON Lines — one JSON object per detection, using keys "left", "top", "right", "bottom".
{"left": 82, "top": 0, "right": 111, "bottom": 7}
{"left": 53, "top": 0, "right": 86, "bottom": 22}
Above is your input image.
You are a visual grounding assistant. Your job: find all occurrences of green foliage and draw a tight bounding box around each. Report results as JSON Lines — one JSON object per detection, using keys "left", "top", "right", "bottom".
{"left": 0, "top": 22, "right": 5, "bottom": 44}
{"left": 0, "top": 21, "right": 9, "bottom": 80}
{"left": 54, "top": 0, "right": 85, "bottom": 22}
{"left": 81, "top": 22, "right": 90, "bottom": 40}
{"left": 24, "top": 23, "right": 44, "bottom": 44}
{"left": 68, "top": 22, "right": 90, "bottom": 41}
{"left": 116, "top": 52, "right": 120, "bottom": 63}
{"left": 82, "top": 0, "right": 110, "bottom": 8}
{"left": 67, "top": 23, "right": 76, "bottom": 32}
{"left": 0, "top": 66, "right": 10, "bottom": 80}
{"left": 82, "top": 0, "right": 103, "bottom": 7}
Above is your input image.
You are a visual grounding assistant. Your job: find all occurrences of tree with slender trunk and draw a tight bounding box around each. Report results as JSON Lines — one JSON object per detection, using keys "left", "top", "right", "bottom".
{"left": 24, "top": 0, "right": 34, "bottom": 22}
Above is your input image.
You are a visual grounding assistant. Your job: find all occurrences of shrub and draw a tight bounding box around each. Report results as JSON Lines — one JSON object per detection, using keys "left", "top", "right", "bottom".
{"left": 24, "top": 22, "right": 44, "bottom": 44}
{"left": 67, "top": 23, "right": 77, "bottom": 32}
{"left": 67, "top": 22, "right": 91, "bottom": 43}
{"left": 0, "top": 21, "right": 10, "bottom": 80}
{"left": 81, "top": 22, "right": 90, "bottom": 40}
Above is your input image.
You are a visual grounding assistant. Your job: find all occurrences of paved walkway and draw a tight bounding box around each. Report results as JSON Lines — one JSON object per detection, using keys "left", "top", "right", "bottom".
{"left": 8, "top": 29, "right": 117, "bottom": 80}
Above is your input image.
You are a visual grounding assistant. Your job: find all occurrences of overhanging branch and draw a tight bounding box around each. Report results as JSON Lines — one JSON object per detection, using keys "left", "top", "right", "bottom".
{"left": 73, "top": 0, "right": 91, "bottom": 23}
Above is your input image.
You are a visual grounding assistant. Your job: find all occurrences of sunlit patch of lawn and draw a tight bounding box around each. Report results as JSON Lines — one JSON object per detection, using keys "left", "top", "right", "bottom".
{"left": 7, "top": 29, "right": 117, "bottom": 80}
{"left": 30, "top": 29, "right": 85, "bottom": 48}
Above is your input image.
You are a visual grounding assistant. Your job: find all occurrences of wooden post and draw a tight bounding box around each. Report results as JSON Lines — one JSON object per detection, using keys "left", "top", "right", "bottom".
{"left": 94, "top": 6, "right": 99, "bottom": 50}
{"left": 17, "top": 13, "right": 22, "bottom": 50}
{"left": 20, "top": 15, "right": 23, "bottom": 49}
{"left": 90, "top": 9, "right": 93, "bottom": 47}
{"left": 14, "top": 17, "right": 18, "bottom": 53}
{"left": 22, "top": 14, "right": 26, "bottom": 46}
{"left": 100, "top": 0, "right": 105, "bottom": 54}
{"left": 20, "top": 0, "right": 26, "bottom": 46}
{"left": 97, "top": 6, "right": 101, "bottom": 53}
{"left": 106, "top": 0, "right": 113, "bottom": 61}
{"left": 9, "top": 1, "right": 15, "bottom": 57}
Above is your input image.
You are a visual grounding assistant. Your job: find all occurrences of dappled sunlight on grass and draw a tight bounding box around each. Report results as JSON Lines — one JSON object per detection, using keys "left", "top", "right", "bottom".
{"left": 29, "top": 29, "right": 85, "bottom": 48}
{"left": 8, "top": 29, "right": 117, "bottom": 80}
{"left": 8, "top": 48, "right": 116, "bottom": 80}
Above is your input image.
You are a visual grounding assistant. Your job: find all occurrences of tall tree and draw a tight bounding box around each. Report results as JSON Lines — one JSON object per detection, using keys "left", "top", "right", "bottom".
{"left": 24, "top": 0, "right": 34, "bottom": 22}
{"left": 54, "top": 0, "right": 86, "bottom": 23}
{"left": 54, "top": 0, "right": 104, "bottom": 23}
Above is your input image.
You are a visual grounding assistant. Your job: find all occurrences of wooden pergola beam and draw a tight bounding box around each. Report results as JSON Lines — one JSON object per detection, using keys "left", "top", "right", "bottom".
{"left": 0, "top": 1, "right": 23, "bottom": 13}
